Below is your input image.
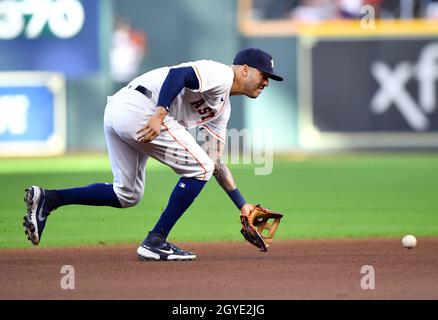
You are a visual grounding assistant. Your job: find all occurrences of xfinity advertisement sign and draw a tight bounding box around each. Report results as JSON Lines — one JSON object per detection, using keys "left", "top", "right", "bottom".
{"left": 370, "top": 43, "right": 438, "bottom": 132}
{"left": 299, "top": 37, "right": 438, "bottom": 149}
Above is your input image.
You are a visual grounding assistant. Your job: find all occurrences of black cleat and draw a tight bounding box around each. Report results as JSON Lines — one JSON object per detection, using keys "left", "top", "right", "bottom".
{"left": 137, "top": 233, "right": 196, "bottom": 261}
{"left": 23, "top": 186, "right": 52, "bottom": 245}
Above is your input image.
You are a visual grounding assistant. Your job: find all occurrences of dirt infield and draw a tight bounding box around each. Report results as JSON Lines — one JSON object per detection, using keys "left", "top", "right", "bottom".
{"left": 1, "top": 238, "right": 437, "bottom": 300}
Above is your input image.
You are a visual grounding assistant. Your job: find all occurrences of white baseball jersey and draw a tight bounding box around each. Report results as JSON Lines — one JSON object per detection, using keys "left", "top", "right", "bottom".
{"left": 104, "top": 60, "right": 233, "bottom": 207}
{"left": 128, "top": 60, "right": 234, "bottom": 143}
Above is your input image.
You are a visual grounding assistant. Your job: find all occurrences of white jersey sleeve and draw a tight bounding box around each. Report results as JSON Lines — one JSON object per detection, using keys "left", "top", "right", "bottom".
{"left": 166, "top": 60, "right": 234, "bottom": 130}
{"left": 189, "top": 60, "right": 233, "bottom": 94}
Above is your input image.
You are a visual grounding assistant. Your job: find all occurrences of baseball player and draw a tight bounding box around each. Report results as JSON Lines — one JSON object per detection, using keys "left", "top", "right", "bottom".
{"left": 22, "top": 48, "right": 283, "bottom": 261}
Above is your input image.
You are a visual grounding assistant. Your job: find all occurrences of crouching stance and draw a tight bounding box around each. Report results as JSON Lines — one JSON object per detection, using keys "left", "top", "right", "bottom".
{"left": 23, "top": 48, "right": 283, "bottom": 261}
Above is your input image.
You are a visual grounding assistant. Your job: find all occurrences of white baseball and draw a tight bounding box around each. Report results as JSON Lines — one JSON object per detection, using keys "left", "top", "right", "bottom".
{"left": 402, "top": 235, "right": 417, "bottom": 249}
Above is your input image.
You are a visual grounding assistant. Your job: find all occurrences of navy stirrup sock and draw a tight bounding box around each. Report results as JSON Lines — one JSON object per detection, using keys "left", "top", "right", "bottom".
{"left": 48, "top": 183, "right": 122, "bottom": 210}
{"left": 150, "top": 177, "right": 207, "bottom": 239}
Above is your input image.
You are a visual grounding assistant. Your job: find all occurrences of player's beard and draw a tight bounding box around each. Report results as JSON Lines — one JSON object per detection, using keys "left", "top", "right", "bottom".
{"left": 252, "top": 84, "right": 265, "bottom": 98}
{"left": 244, "top": 83, "right": 263, "bottom": 98}
{"left": 247, "top": 91, "right": 260, "bottom": 99}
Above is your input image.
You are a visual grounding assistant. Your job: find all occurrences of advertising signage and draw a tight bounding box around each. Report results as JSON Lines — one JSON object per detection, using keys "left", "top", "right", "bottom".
{"left": 299, "top": 37, "right": 438, "bottom": 149}
{"left": 0, "top": 0, "right": 99, "bottom": 75}
{"left": 0, "top": 72, "right": 66, "bottom": 156}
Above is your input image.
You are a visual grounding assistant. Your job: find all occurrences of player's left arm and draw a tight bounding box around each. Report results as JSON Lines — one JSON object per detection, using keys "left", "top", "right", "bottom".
{"left": 202, "top": 131, "right": 254, "bottom": 216}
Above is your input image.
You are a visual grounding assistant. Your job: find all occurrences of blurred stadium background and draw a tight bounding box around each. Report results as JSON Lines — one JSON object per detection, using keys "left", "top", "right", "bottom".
{"left": 1, "top": 0, "right": 438, "bottom": 154}
{"left": 1, "top": 0, "right": 438, "bottom": 247}
{"left": 0, "top": 0, "right": 438, "bottom": 156}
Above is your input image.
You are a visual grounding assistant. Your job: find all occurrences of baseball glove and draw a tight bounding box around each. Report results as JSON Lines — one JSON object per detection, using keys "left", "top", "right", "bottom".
{"left": 240, "top": 205, "right": 283, "bottom": 252}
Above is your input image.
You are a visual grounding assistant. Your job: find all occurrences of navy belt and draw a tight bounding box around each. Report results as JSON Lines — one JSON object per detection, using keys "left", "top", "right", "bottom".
{"left": 129, "top": 84, "right": 152, "bottom": 99}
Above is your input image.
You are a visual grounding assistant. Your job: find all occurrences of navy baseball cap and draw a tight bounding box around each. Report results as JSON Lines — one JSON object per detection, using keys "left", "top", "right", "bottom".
{"left": 233, "top": 48, "right": 283, "bottom": 81}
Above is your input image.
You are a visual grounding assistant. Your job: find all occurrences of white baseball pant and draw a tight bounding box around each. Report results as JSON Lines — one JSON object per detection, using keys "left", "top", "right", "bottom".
{"left": 103, "top": 87, "right": 214, "bottom": 208}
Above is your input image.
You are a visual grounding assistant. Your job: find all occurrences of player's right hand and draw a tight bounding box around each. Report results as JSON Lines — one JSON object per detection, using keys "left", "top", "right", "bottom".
{"left": 136, "top": 107, "right": 168, "bottom": 143}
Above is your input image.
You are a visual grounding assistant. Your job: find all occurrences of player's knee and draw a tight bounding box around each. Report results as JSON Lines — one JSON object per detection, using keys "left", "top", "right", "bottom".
{"left": 202, "top": 158, "right": 214, "bottom": 181}
{"left": 189, "top": 157, "right": 214, "bottom": 181}
{"left": 120, "top": 194, "right": 143, "bottom": 208}
{"left": 115, "top": 189, "right": 144, "bottom": 208}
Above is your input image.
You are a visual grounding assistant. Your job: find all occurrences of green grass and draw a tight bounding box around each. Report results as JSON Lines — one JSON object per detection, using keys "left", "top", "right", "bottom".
{"left": 1, "top": 153, "right": 438, "bottom": 248}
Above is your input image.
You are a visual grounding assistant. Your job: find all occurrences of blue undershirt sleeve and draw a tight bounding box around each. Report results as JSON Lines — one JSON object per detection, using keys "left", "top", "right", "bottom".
{"left": 157, "top": 66, "right": 200, "bottom": 111}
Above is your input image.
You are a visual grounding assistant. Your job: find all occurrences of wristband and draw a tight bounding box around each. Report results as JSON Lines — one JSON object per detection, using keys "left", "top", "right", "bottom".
{"left": 227, "top": 188, "right": 246, "bottom": 210}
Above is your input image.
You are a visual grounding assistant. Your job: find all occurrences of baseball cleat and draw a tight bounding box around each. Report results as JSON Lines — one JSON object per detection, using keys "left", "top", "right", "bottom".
{"left": 23, "top": 186, "right": 51, "bottom": 245}
{"left": 137, "top": 233, "right": 196, "bottom": 261}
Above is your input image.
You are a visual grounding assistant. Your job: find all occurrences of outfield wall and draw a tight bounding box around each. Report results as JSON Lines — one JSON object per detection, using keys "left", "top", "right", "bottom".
{"left": 1, "top": 1, "right": 438, "bottom": 156}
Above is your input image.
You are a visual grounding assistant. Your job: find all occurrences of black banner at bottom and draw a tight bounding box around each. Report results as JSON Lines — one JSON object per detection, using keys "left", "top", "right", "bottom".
{"left": 1, "top": 300, "right": 436, "bottom": 318}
